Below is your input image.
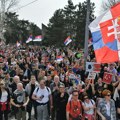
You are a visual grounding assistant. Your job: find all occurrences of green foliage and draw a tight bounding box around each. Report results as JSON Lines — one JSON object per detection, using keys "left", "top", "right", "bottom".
{"left": 43, "top": 9, "right": 65, "bottom": 47}
{"left": 44, "top": 0, "right": 95, "bottom": 48}
{"left": 4, "top": 12, "right": 41, "bottom": 44}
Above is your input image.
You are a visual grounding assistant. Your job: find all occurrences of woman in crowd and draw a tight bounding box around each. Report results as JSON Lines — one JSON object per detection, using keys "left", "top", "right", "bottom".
{"left": 0, "top": 80, "right": 10, "bottom": 120}
{"left": 113, "top": 82, "right": 120, "bottom": 120}
{"left": 82, "top": 94, "right": 96, "bottom": 120}
{"left": 97, "top": 89, "right": 116, "bottom": 120}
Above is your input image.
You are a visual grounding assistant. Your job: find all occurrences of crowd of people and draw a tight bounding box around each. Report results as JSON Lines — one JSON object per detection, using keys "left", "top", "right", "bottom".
{"left": 0, "top": 45, "right": 120, "bottom": 120}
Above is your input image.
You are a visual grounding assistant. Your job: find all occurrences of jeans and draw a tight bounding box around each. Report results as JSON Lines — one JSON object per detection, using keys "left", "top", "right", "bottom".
{"left": 37, "top": 104, "right": 49, "bottom": 120}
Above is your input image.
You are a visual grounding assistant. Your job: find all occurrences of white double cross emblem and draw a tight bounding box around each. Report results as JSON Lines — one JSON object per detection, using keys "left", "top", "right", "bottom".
{"left": 107, "top": 18, "right": 120, "bottom": 39}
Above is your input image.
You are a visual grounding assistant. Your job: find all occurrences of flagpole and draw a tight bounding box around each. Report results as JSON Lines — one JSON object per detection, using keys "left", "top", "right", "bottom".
{"left": 84, "top": 0, "right": 90, "bottom": 69}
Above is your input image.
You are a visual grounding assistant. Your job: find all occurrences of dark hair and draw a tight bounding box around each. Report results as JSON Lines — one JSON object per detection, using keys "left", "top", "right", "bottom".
{"left": 72, "top": 90, "right": 78, "bottom": 94}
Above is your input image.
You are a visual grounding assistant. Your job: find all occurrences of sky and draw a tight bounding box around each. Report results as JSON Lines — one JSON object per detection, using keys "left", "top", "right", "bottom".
{"left": 16, "top": 0, "right": 103, "bottom": 29}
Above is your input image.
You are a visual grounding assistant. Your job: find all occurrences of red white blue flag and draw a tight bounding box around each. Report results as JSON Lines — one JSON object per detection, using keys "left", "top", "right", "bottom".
{"left": 33, "top": 35, "right": 42, "bottom": 42}
{"left": 26, "top": 35, "right": 33, "bottom": 43}
{"left": 16, "top": 41, "right": 20, "bottom": 47}
{"left": 56, "top": 56, "right": 63, "bottom": 62}
{"left": 89, "top": 3, "right": 120, "bottom": 63}
{"left": 64, "top": 36, "right": 72, "bottom": 46}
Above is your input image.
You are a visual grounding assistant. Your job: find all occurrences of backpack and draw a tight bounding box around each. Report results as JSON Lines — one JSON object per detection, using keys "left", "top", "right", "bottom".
{"left": 36, "top": 86, "right": 50, "bottom": 94}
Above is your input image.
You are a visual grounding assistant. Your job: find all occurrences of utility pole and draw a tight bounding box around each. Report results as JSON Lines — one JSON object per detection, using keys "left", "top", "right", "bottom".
{"left": 0, "top": 0, "right": 6, "bottom": 42}
{"left": 84, "top": 0, "right": 90, "bottom": 69}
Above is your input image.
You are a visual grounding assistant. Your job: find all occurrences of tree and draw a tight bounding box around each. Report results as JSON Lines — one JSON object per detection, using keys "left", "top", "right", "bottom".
{"left": 45, "top": 0, "right": 95, "bottom": 47}
{"left": 101, "top": 0, "right": 120, "bottom": 11}
{"left": 63, "top": 0, "right": 76, "bottom": 37}
{"left": 4, "top": 12, "right": 41, "bottom": 44}
{"left": 43, "top": 9, "right": 65, "bottom": 46}
{"left": 75, "top": 1, "right": 95, "bottom": 47}
{"left": 0, "top": 0, "right": 19, "bottom": 42}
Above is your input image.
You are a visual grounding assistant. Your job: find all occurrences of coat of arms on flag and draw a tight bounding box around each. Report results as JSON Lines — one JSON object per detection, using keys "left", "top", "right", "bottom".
{"left": 89, "top": 3, "right": 120, "bottom": 63}
{"left": 64, "top": 36, "right": 72, "bottom": 46}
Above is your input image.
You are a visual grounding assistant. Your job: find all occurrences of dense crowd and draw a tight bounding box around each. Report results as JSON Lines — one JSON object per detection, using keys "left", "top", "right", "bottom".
{"left": 0, "top": 45, "right": 120, "bottom": 120}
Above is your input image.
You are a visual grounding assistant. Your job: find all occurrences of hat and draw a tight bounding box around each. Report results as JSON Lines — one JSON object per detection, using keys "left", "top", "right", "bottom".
{"left": 59, "top": 83, "right": 65, "bottom": 88}
{"left": 102, "top": 89, "right": 111, "bottom": 96}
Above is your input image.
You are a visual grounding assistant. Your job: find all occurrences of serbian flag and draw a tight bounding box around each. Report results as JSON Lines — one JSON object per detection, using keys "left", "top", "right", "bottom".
{"left": 89, "top": 3, "right": 120, "bottom": 63}
{"left": 26, "top": 35, "right": 33, "bottom": 43}
{"left": 16, "top": 41, "right": 20, "bottom": 47}
{"left": 33, "top": 35, "right": 42, "bottom": 42}
{"left": 64, "top": 36, "right": 72, "bottom": 46}
{"left": 88, "top": 38, "right": 93, "bottom": 47}
{"left": 56, "top": 56, "right": 63, "bottom": 62}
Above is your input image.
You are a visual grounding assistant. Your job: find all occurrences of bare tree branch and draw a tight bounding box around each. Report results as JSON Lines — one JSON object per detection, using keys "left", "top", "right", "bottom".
{"left": 101, "top": 0, "right": 120, "bottom": 12}
{"left": 0, "top": 0, "right": 19, "bottom": 41}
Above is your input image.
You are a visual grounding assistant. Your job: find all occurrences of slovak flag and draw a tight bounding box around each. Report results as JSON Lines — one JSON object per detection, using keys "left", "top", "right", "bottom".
{"left": 33, "top": 35, "right": 42, "bottom": 42}
{"left": 89, "top": 3, "right": 120, "bottom": 63}
{"left": 26, "top": 35, "right": 33, "bottom": 43}
{"left": 56, "top": 56, "right": 63, "bottom": 62}
{"left": 64, "top": 36, "right": 72, "bottom": 46}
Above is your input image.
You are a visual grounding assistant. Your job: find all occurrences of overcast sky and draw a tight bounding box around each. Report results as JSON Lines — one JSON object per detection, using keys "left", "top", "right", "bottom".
{"left": 16, "top": 0, "right": 102, "bottom": 28}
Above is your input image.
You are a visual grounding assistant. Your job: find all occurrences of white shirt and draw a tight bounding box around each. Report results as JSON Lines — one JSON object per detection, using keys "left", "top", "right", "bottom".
{"left": 105, "top": 102, "right": 111, "bottom": 116}
{"left": 33, "top": 86, "right": 51, "bottom": 103}
{"left": 0, "top": 91, "right": 8, "bottom": 102}
{"left": 82, "top": 100, "right": 95, "bottom": 115}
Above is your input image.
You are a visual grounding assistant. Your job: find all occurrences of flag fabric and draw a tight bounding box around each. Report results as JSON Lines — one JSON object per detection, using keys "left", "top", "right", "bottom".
{"left": 26, "top": 35, "right": 33, "bottom": 43}
{"left": 56, "top": 56, "right": 63, "bottom": 62}
{"left": 16, "top": 41, "right": 20, "bottom": 47}
{"left": 64, "top": 36, "right": 72, "bottom": 46}
{"left": 88, "top": 38, "right": 93, "bottom": 47}
{"left": 33, "top": 35, "right": 42, "bottom": 42}
{"left": 89, "top": 3, "right": 120, "bottom": 63}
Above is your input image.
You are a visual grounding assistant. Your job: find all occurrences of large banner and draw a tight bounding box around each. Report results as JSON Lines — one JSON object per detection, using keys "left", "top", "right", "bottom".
{"left": 86, "top": 62, "right": 101, "bottom": 73}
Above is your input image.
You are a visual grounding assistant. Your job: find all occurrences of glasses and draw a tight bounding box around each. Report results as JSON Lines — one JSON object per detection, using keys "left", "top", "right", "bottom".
{"left": 84, "top": 98, "right": 89, "bottom": 100}
{"left": 73, "top": 94, "right": 78, "bottom": 96}
{"left": 107, "top": 95, "right": 111, "bottom": 96}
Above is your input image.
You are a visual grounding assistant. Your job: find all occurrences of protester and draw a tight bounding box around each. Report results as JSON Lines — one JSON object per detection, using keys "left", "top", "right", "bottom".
{"left": 66, "top": 90, "right": 83, "bottom": 120}
{"left": 25, "top": 75, "right": 38, "bottom": 120}
{"left": 97, "top": 89, "right": 116, "bottom": 120}
{"left": 50, "top": 75, "right": 62, "bottom": 120}
{"left": 11, "top": 83, "right": 29, "bottom": 120}
{"left": 82, "top": 94, "right": 96, "bottom": 120}
{"left": 0, "top": 80, "right": 10, "bottom": 120}
{"left": 113, "top": 82, "right": 120, "bottom": 119}
{"left": 32, "top": 80, "right": 52, "bottom": 120}
{"left": 56, "top": 83, "right": 69, "bottom": 120}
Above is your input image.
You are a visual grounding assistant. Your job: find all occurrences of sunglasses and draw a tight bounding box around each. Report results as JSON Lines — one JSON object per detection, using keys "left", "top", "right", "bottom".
{"left": 73, "top": 94, "right": 78, "bottom": 96}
